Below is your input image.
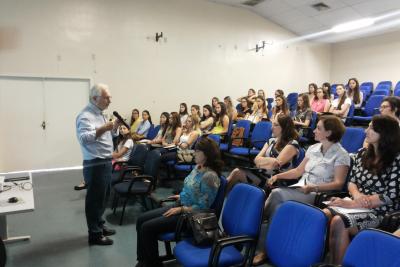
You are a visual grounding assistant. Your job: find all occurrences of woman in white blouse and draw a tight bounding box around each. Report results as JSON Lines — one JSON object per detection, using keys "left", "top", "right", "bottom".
{"left": 347, "top": 78, "right": 363, "bottom": 109}
{"left": 329, "top": 84, "right": 352, "bottom": 121}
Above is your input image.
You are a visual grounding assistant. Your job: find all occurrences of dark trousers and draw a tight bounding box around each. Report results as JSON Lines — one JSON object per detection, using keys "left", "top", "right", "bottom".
{"left": 83, "top": 158, "right": 112, "bottom": 239}
{"left": 136, "top": 206, "right": 180, "bottom": 266}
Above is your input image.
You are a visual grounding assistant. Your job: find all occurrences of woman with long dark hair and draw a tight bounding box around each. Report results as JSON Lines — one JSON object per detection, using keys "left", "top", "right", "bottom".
{"left": 130, "top": 108, "right": 141, "bottom": 136}
{"left": 132, "top": 110, "right": 152, "bottom": 141}
{"left": 311, "top": 87, "right": 330, "bottom": 114}
{"left": 323, "top": 115, "right": 400, "bottom": 264}
{"left": 271, "top": 95, "right": 289, "bottom": 122}
{"left": 329, "top": 84, "right": 352, "bottom": 121}
{"left": 307, "top": 83, "right": 318, "bottom": 103}
{"left": 236, "top": 97, "right": 253, "bottom": 119}
{"left": 226, "top": 115, "right": 299, "bottom": 193}
{"left": 179, "top": 103, "right": 189, "bottom": 125}
{"left": 200, "top": 105, "right": 214, "bottom": 132}
{"left": 135, "top": 137, "right": 223, "bottom": 267}
{"left": 292, "top": 94, "right": 312, "bottom": 137}
{"left": 162, "top": 112, "right": 182, "bottom": 147}
{"left": 246, "top": 96, "right": 268, "bottom": 123}
{"left": 347, "top": 78, "right": 363, "bottom": 109}
{"left": 148, "top": 112, "right": 170, "bottom": 145}
{"left": 209, "top": 102, "right": 230, "bottom": 135}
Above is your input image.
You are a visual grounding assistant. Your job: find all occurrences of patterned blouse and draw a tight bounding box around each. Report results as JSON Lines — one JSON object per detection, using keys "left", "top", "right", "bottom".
{"left": 180, "top": 167, "right": 220, "bottom": 210}
{"left": 350, "top": 149, "right": 400, "bottom": 216}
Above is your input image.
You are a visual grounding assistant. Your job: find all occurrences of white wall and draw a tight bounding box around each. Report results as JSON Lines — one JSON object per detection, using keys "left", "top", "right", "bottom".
{"left": 331, "top": 30, "right": 400, "bottom": 86}
{"left": 0, "top": 0, "right": 331, "bottom": 122}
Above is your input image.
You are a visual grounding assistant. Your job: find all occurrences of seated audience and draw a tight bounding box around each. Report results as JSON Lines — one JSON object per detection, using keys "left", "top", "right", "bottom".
{"left": 209, "top": 102, "right": 230, "bottom": 135}
{"left": 271, "top": 95, "right": 289, "bottom": 121}
{"left": 130, "top": 108, "right": 141, "bottom": 137}
{"left": 323, "top": 115, "right": 400, "bottom": 264}
{"left": 379, "top": 96, "right": 400, "bottom": 123}
{"left": 224, "top": 96, "right": 238, "bottom": 121}
{"left": 135, "top": 137, "right": 223, "bottom": 267}
{"left": 307, "top": 83, "right": 318, "bottom": 103}
{"left": 347, "top": 78, "right": 363, "bottom": 109}
{"left": 252, "top": 115, "right": 350, "bottom": 265}
{"left": 179, "top": 103, "right": 189, "bottom": 125}
{"left": 200, "top": 105, "right": 214, "bottom": 133}
{"left": 160, "top": 115, "right": 201, "bottom": 163}
{"left": 132, "top": 110, "right": 152, "bottom": 141}
{"left": 311, "top": 87, "right": 331, "bottom": 114}
{"left": 211, "top": 96, "right": 220, "bottom": 114}
{"left": 236, "top": 97, "right": 252, "bottom": 119}
{"left": 322, "top": 82, "right": 334, "bottom": 101}
{"left": 258, "top": 89, "right": 266, "bottom": 100}
{"left": 246, "top": 96, "right": 268, "bottom": 123}
{"left": 190, "top": 104, "right": 201, "bottom": 119}
{"left": 237, "top": 88, "right": 256, "bottom": 104}
{"left": 161, "top": 112, "right": 182, "bottom": 148}
{"left": 292, "top": 94, "right": 312, "bottom": 137}
{"left": 148, "top": 112, "right": 169, "bottom": 145}
{"left": 226, "top": 115, "right": 299, "bottom": 193}
{"left": 329, "top": 84, "right": 352, "bottom": 121}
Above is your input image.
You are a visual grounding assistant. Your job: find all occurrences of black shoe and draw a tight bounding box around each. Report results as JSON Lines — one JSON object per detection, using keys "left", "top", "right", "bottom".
{"left": 74, "top": 183, "right": 87, "bottom": 191}
{"left": 88, "top": 235, "right": 113, "bottom": 246}
{"left": 102, "top": 226, "right": 116, "bottom": 236}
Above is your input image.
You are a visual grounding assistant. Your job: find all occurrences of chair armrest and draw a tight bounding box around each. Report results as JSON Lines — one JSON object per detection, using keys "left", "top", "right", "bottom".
{"left": 380, "top": 211, "right": 400, "bottom": 233}
{"left": 126, "top": 175, "right": 155, "bottom": 193}
{"left": 209, "top": 235, "right": 257, "bottom": 267}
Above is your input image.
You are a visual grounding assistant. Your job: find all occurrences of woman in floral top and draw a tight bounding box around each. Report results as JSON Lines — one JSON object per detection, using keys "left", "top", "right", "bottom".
{"left": 135, "top": 137, "right": 223, "bottom": 267}
{"left": 323, "top": 115, "right": 400, "bottom": 264}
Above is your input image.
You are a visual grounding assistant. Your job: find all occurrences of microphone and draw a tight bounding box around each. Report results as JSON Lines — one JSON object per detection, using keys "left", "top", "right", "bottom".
{"left": 113, "top": 111, "right": 130, "bottom": 129}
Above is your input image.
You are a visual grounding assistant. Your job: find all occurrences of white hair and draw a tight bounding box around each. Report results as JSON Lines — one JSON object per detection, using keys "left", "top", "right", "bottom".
{"left": 89, "top": 83, "right": 109, "bottom": 103}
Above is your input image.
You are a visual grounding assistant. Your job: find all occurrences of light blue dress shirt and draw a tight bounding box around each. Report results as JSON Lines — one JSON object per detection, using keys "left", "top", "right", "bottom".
{"left": 76, "top": 103, "right": 117, "bottom": 160}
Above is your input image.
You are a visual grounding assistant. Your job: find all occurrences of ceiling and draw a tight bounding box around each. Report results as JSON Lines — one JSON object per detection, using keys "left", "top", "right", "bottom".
{"left": 206, "top": 0, "right": 400, "bottom": 42}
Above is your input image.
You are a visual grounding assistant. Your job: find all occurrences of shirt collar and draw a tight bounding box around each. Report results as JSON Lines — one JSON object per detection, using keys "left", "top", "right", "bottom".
{"left": 87, "top": 102, "right": 103, "bottom": 115}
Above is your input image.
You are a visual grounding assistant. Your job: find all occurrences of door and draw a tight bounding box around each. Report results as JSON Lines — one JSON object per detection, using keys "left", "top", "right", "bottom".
{"left": 0, "top": 76, "right": 90, "bottom": 172}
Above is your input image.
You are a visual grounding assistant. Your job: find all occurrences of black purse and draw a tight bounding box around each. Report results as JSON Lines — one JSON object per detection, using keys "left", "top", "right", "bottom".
{"left": 176, "top": 210, "right": 223, "bottom": 246}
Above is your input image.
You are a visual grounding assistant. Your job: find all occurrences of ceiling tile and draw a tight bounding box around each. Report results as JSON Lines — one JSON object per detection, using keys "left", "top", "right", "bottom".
{"left": 352, "top": 0, "right": 400, "bottom": 17}
{"left": 313, "top": 7, "right": 363, "bottom": 27}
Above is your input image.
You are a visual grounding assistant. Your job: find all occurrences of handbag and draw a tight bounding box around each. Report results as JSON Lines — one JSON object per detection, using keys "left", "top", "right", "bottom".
{"left": 231, "top": 127, "right": 245, "bottom": 147}
{"left": 185, "top": 211, "right": 223, "bottom": 246}
{"left": 177, "top": 148, "right": 195, "bottom": 163}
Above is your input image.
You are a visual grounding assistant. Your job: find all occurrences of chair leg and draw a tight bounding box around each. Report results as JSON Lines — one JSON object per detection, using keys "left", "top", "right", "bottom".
{"left": 165, "top": 241, "right": 173, "bottom": 258}
{"left": 112, "top": 195, "right": 119, "bottom": 215}
{"left": 119, "top": 197, "right": 129, "bottom": 225}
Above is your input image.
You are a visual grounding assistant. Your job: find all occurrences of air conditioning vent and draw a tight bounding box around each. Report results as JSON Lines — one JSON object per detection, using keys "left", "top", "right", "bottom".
{"left": 311, "top": 2, "right": 330, "bottom": 11}
{"left": 242, "top": 0, "right": 265, "bottom": 7}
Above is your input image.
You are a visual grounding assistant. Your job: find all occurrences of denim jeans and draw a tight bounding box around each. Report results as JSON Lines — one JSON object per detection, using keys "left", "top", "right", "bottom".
{"left": 83, "top": 158, "right": 112, "bottom": 239}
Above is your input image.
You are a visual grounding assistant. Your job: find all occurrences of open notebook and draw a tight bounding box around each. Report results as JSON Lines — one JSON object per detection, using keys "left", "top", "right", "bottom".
{"left": 324, "top": 197, "right": 372, "bottom": 214}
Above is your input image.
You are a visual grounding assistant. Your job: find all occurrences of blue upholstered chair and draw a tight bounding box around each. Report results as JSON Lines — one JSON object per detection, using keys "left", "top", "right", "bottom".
{"left": 265, "top": 201, "right": 328, "bottom": 267}
{"left": 174, "top": 184, "right": 265, "bottom": 267}
{"left": 353, "top": 95, "right": 385, "bottom": 123}
{"left": 342, "top": 229, "right": 400, "bottom": 267}
{"left": 340, "top": 127, "right": 366, "bottom": 153}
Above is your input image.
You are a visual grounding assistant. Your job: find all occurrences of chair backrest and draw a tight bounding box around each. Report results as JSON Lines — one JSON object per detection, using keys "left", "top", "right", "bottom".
{"left": 128, "top": 144, "right": 149, "bottom": 166}
{"left": 235, "top": 103, "right": 241, "bottom": 112}
{"left": 251, "top": 121, "right": 272, "bottom": 149}
{"left": 293, "top": 147, "right": 305, "bottom": 168}
{"left": 207, "top": 134, "right": 221, "bottom": 145}
{"left": 310, "top": 111, "right": 318, "bottom": 130}
{"left": 394, "top": 88, "right": 400, "bottom": 97}
{"left": 287, "top": 92, "right": 298, "bottom": 111}
{"left": 209, "top": 176, "right": 227, "bottom": 218}
{"left": 395, "top": 81, "right": 400, "bottom": 91}
{"left": 376, "top": 80, "right": 392, "bottom": 90}
{"left": 143, "top": 149, "right": 161, "bottom": 177}
{"left": 372, "top": 89, "right": 390, "bottom": 96}
{"left": 147, "top": 124, "right": 160, "bottom": 140}
{"left": 364, "top": 95, "right": 385, "bottom": 116}
{"left": 266, "top": 201, "right": 328, "bottom": 267}
{"left": 341, "top": 127, "right": 366, "bottom": 153}
{"left": 331, "top": 84, "right": 337, "bottom": 96}
{"left": 222, "top": 184, "right": 265, "bottom": 238}
{"left": 345, "top": 104, "right": 355, "bottom": 126}
{"left": 266, "top": 97, "right": 274, "bottom": 110}
{"left": 361, "top": 82, "right": 373, "bottom": 94}
{"left": 342, "top": 229, "right": 400, "bottom": 267}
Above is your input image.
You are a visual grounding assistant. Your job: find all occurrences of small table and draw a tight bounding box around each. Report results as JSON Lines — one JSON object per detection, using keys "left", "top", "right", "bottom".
{"left": 0, "top": 172, "right": 34, "bottom": 243}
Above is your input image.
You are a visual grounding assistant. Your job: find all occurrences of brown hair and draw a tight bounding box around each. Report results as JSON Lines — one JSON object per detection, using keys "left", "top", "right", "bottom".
{"left": 195, "top": 137, "right": 224, "bottom": 176}
{"left": 275, "top": 115, "right": 299, "bottom": 151}
{"left": 319, "top": 115, "right": 345, "bottom": 143}
{"left": 297, "top": 93, "right": 310, "bottom": 112}
{"left": 347, "top": 78, "right": 361, "bottom": 105}
{"left": 336, "top": 84, "right": 347, "bottom": 110}
{"left": 362, "top": 115, "right": 400, "bottom": 175}
{"left": 274, "top": 95, "right": 289, "bottom": 115}
{"left": 169, "top": 112, "right": 181, "bottom": 137}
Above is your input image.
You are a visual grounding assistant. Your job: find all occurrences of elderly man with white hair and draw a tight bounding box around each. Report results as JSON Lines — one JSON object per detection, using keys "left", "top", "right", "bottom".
{"left": 76, "top": 83, "right": 120, "bottom": 246}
